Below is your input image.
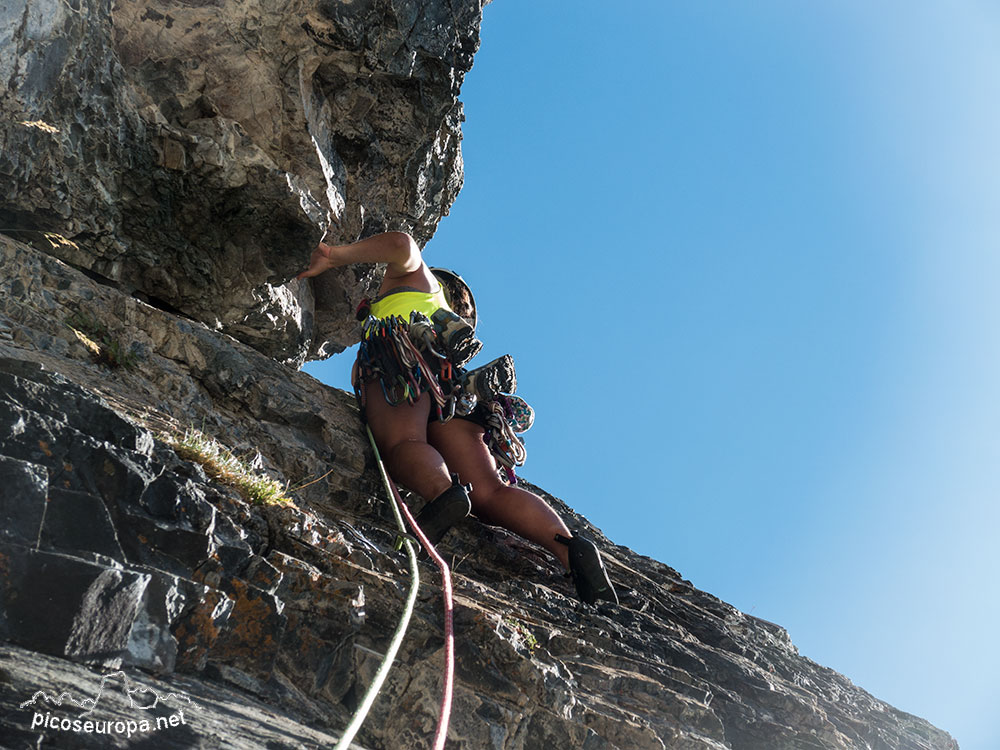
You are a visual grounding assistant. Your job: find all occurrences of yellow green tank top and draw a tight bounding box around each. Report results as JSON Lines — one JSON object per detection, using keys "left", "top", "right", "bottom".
{"left": 369, "top": 285, "right": 450, "bottom": 320}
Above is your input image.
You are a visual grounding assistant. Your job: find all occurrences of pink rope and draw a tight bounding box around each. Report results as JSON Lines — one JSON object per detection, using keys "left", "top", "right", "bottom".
{"left": 387, "top": 481, "right": 454, "bottom": 750}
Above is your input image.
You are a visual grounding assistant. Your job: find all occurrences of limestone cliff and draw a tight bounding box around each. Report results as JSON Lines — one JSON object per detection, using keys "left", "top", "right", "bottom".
{"left": 0, "top": 1, "right": 958, "bottom": 749}
{"left": 2, "top": 0, "right": 473, "bottom": 364}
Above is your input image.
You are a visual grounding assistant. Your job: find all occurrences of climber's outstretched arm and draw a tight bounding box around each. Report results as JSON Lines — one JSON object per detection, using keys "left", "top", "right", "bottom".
{"left": 297, "top": 231, "right": 422, "bottom": 280}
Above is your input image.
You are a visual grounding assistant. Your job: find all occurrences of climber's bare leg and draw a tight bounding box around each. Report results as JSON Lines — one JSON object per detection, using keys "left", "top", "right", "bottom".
{"left": 428, "top": 417, "right": 571, "bottom": 569}
{"left": 363, "top": 383, "right": 452, "bottom": 502}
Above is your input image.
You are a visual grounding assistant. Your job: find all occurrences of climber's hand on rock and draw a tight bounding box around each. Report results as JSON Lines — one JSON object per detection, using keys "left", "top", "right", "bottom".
{"left": 297, "top": 232, "right": 422, "bottom": 281}
{"left": 297, "top": 242, "right": 338, "bottom": 280}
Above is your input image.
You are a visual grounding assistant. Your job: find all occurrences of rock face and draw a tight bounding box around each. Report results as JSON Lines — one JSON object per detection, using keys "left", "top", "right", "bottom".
{"left": 0, "top": 239, "right": 959, "bottom": 749}
{"left": 0, "top": 2, "right": 959, "bottom": 749}
{"left": 1, "top": 0, "right": 477, "bottom": 365}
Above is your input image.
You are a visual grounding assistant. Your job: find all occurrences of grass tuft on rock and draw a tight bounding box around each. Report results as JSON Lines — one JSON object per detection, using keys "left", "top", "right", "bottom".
{"left": 163, "top": 427, "right": 292, "bottom": 506}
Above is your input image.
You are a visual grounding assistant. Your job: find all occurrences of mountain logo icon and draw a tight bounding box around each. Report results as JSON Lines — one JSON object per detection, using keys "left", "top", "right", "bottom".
{"left": 19, "top": 670, "right": 194, "bottom": 716}
{"left": 20, "top": 671, "right": 196, "bottom": 740}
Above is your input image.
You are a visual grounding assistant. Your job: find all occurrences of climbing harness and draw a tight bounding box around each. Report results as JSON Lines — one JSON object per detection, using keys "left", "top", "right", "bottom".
{"left": 335, "top": 424, "right": 455, "bottom": 750}
{"left": 355, "top": 312, "right": 463, "bottom": 422}
{"left": 355, "top": 309, "right": 534, "bottom": 483}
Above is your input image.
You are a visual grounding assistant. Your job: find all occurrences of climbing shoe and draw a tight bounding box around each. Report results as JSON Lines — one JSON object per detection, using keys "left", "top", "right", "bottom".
{"left": 407, "top": 312, "right": 445, "bottom": 357}
{"left": 415, "top": 474, "right": 472, "bottom": 546}
{"left": 462, "top": 354, "right": 517, "bottom": 402}
{"left": 431, "top": 308, "right": 482, "bottom": 367}
{"left": 555, "top": 534, "right": 619, "bottom": 605}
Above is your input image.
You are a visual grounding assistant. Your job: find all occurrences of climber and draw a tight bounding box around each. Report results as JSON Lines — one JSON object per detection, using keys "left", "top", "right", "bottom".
{"left": 297, "top": 231, "right": 618, "bottom": 605}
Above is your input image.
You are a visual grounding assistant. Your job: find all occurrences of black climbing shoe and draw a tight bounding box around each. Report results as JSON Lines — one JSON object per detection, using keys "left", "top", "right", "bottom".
{"left": 556, "top": 534, "right": 619, "bottom": 605}
{"left": 415, "top": 475, "right": 472, "bottom": 546}
{"left": 431, "top": 308, "right": 482, "bottom": 367}
{"left": 462, "top": 354, "right": 517, "bottom": 402}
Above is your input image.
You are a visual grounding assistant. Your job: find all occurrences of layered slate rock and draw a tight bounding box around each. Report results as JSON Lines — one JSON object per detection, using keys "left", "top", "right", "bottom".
{"left": 0, "top": 232, "right": 372, "bottom": 519}
{"left": 0, "top": 235, "right": 959, "bottom": 749}
{"left": 1, "top": 0, "right": 481, "bottom": 364}
{"left": 0, "top": 643, "right": 350, "bottom": 749}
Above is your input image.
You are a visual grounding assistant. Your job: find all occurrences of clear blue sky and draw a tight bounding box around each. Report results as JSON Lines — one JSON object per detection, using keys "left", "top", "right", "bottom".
{"left": 305, "top": 2, "right": 1000, "bottom": 747}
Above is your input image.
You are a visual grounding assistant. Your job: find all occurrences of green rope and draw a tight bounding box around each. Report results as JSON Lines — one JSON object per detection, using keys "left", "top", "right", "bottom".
{"left": 333, "top": 425, "right": 420, "bottom": 750}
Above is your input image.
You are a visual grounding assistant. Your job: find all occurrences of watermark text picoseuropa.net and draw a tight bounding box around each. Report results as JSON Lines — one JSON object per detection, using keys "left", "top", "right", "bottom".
{"left": 30, "top": 709, "right": 189, "bottom": 738}
{"left": 20, "top": 669, "right": 196, "bottom": 740}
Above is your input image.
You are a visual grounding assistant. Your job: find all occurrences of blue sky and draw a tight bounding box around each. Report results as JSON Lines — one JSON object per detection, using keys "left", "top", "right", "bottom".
{"left": 305, "top": 2, "right": 1000, "bottom": 747}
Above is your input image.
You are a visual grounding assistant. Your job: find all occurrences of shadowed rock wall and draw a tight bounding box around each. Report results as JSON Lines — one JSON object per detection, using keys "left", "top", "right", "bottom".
{"left": 2, "top": 0, "right": 478, "bottom": 365}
